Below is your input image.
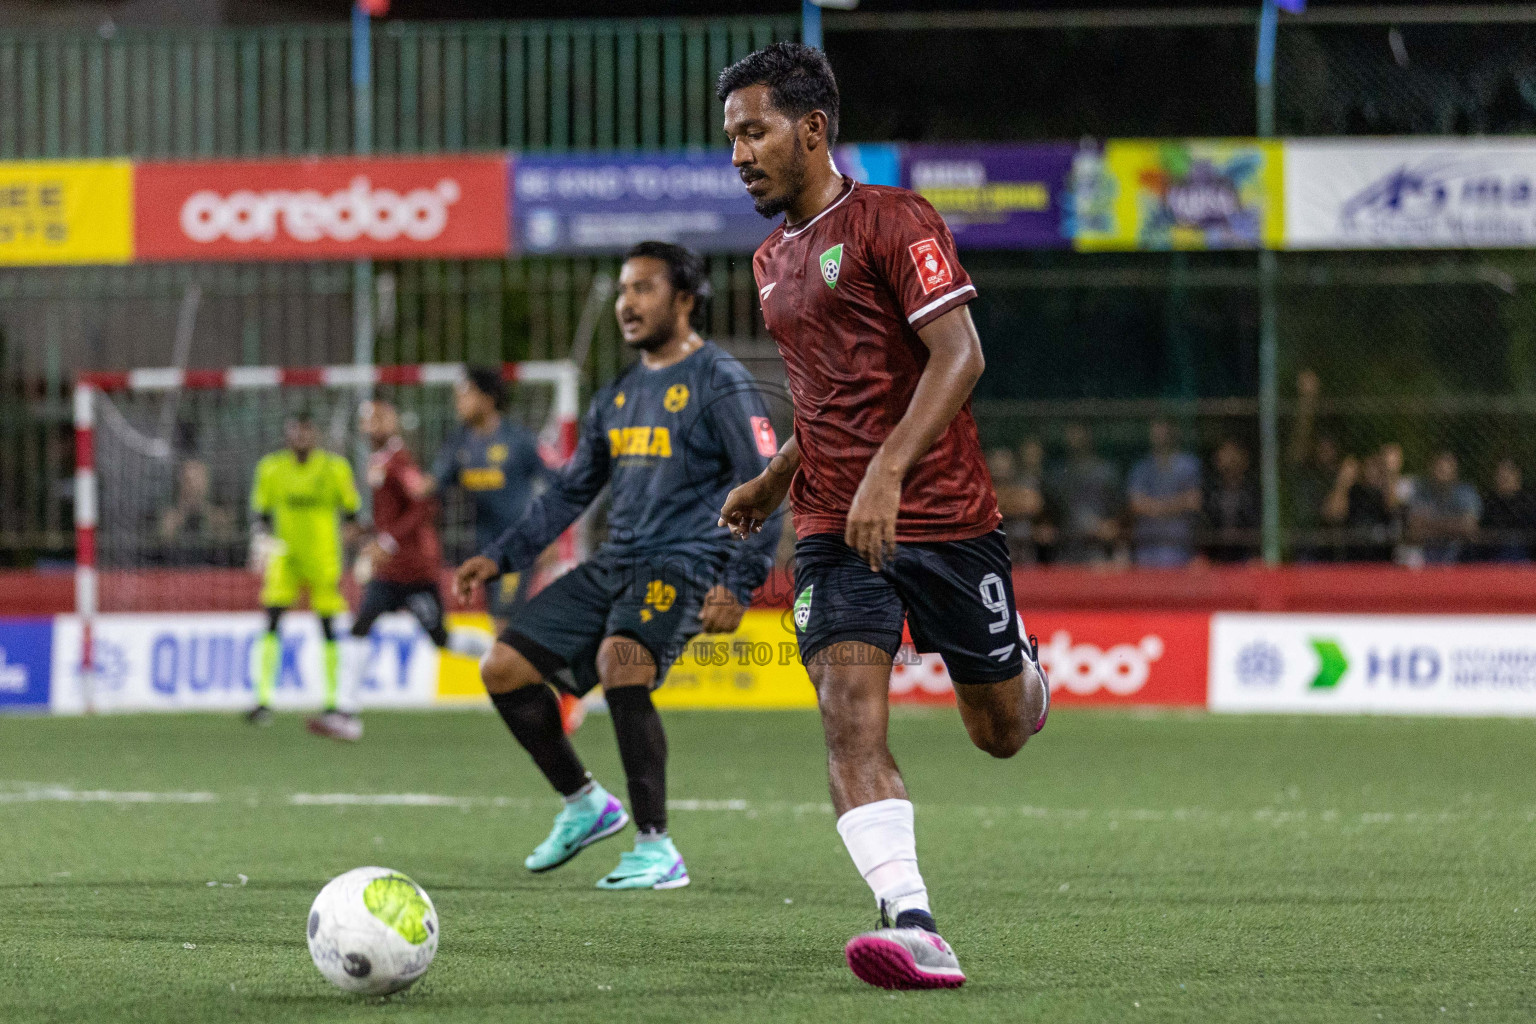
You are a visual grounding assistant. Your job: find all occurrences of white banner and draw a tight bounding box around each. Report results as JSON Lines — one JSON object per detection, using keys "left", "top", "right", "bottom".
{"left": 1285, "top": 139, "right": 1536, "bottom": 249}
{"left": 50, "top": 612, "right": 440, "bottom": 714}
{"left": 1211, "top": 613, "right": 1536, "bottom": 716}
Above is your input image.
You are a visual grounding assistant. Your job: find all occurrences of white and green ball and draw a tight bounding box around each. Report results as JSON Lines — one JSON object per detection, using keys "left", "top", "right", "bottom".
{"left": 307, "top": 866, "right": 439, "bottom": 995}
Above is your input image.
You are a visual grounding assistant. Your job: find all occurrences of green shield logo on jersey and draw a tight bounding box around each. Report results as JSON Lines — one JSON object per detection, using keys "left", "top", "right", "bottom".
{"left": 794, "top": 585, "right": 814, "bottom": 630}
{"left": 819, "top": 244, "right": 843, "bottom": 289}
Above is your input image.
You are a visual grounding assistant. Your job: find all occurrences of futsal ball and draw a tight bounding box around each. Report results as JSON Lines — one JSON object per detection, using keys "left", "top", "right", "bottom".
{"left": 307, "top": 867, "right": 439, "bottom": 995}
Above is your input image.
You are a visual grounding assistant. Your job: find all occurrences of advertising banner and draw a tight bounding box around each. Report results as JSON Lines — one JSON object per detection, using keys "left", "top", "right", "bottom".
{"left": 1211, "top": 613, "right": 1536, "bottom": 716}
{"left": 49, "top": 612, "right": 441, "bottom": 714}
{"left": 903, "top": 143, "right": 1076, "bottom": 249}
{"left": 133, "top": 156, "right": 509, "bottom": 261}
{"left": 0, "top": 618, "right": 54, "bottom": 711}
{"left": 657, "top": 609, "right": 817, "bottom": 710}
{"left": 1075, "top": 140, "right": 1283, "bottom": 250}
{"left": 0, "top": 160, "right": 132, "bottom": 265}
{"left": 1285, "top": 139, "right": 1536, "bottom": 249}
{"left": 513, "top": 151, "right": 769, "bottom": 255}
{"left": 891, "top": 611, "right": 1209, "bottom": 707}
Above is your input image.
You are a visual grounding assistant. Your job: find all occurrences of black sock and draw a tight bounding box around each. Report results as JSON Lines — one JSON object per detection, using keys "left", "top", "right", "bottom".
{"left": 605, "top": 685, "right": 667, "bottom": 834}
{"left": 895, "top": 908, "right": 938, "bottom": 934}
{"left": 489, "top": 685, "right": 589, "bottom": 797}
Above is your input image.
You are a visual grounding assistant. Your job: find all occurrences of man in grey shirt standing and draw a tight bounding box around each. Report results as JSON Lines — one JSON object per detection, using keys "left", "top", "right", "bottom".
{"left": 1127, "top": 419, "right": 1202, "bottom": 568}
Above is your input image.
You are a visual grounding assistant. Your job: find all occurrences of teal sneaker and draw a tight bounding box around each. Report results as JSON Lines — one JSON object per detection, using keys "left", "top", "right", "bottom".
{"left": 524, "top": 785, "right": 628, "bottom": 873}
{"left": 595, "top": 836, "right": 690, "bottom": 890}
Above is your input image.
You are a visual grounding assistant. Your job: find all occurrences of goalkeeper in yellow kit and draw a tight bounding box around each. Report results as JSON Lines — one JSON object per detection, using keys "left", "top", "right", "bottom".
{"left": 247, "top": 412, "right": 361, "bottom": 726}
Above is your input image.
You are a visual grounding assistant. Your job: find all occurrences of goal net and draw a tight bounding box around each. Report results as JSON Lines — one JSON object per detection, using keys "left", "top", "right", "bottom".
{"left": 69, "top": 360, "right": 580, "bottom": 711}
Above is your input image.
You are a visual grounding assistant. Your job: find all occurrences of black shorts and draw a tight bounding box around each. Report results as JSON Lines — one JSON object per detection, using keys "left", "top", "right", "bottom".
{"left": 791, "top": 530, "right": 1024, "bottom": 685}
{"left": 354, "top": 579, "right": 447, "bottom": 645}
{"left": 497, "top": 554, "right": 714, "bottom": 697}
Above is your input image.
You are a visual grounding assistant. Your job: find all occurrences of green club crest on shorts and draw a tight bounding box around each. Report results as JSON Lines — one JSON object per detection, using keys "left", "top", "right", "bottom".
{"left": 794, "top": 585, "right": 813, "bottom": 630}
{"left": 819, "top": 244, "right": 843, "bottom": 289}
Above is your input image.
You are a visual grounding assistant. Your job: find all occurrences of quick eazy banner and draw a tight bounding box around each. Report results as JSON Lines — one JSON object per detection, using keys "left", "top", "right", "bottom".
{"left": 0, "top": 160, "right": 132, "bottom": 265}
{"left": 49, "top": 612, "right": 442, "bottom": 714}
{"left": 903, "top": 143, "right": 1075, "bottom": 249}
{"left": 1075, "top": 139, "right": 1284, "bottom": 250}
{"left": 0, "top": 618, "right": 53, "bottom": 709}
{"left": 1285, "top": 139, "right": 1536, "bottom": 249}
{"left": 133, "top": 155, "right": 509, "bottom": 261}
{"left": 1211, "top": 613, "right": 1536, "bottom": 716}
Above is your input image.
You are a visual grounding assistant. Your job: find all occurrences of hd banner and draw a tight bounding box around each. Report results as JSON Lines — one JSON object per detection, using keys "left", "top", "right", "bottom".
{"left": 1284, "top": 139, "right": 1536, "bottom": 249}
{"left": 903, "top": 143, "right": 1076, "bottom": 249}
{"left": 1210, "top": 613, "right": 1536, "bottom": 716}
{"left": 0, "top": 160, "right": 132, "bottom": 265}
{"left": 133, "top": 155, "right": 510, "bottom": 261}
{"left": 1075, "top": 139, "right": 1284, "bottom": 251}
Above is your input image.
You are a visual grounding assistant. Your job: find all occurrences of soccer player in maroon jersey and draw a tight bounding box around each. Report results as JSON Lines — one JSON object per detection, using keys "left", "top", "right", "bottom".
{"left": 307, "top": 399, "right": 481, "bottom": 741}
{"left": 716, "top": 43, "right": 1050, "bottom": 990}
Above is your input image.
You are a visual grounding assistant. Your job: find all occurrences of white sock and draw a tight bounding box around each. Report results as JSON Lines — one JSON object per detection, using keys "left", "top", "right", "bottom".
{"left": 835, "top": 798, "right": 931, "bottom": 919}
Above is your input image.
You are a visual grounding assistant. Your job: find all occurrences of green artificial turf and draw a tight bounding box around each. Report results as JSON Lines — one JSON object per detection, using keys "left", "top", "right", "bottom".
{"left": 2, "top": 708, "right": 1535, "bottom": 1022}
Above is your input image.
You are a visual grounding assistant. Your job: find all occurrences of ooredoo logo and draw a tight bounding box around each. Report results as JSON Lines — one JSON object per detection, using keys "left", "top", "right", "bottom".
{"left": 134, "top": 156, "right": 509, "bottom": 261}
{"left": 179, "top": 177, "right": 462, "bottom": 245}
{"left": 1037, "top": 629, "right": 1164, "bottom": 696}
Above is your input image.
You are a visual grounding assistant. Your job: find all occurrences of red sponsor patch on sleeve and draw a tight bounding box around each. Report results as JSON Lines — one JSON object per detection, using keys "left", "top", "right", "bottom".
{"left": 751, "top": 416, "right": 778, "bottom": 457}
{"left": 907, "top": 237, "right": 954, "bottom": 296}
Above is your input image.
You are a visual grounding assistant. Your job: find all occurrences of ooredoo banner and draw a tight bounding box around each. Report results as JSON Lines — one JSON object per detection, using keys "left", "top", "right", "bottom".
{"left": 1284, "top": 139, "right": 1536, "bottom": 249}
{"left": 891, "top": 611, "right": 1209, "bottom": 707}
{"left": 1211, "top": 613, "right": 1536, "bottom": 715}
{"left": 133, "top": 156, "right": 509, "bottom": 261}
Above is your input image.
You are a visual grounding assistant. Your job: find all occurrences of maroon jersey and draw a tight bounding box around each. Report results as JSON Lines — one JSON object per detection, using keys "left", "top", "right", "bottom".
{"left": 753, "top": 178, "right": 1001, "bottom": 542}
{"left": 366, "top": 438, "right": 443, "bottom": 584}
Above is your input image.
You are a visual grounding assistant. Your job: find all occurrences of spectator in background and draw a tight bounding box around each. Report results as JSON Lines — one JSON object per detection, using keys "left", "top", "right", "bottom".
{"left": 1407, "top": 450, "right": 1481, "bottom": 564}
{"left": 1127, "top": 419, "right": 1202, "bottom": 568}
{"left": 1047, "top": 422, "right": 1120, "bottom": 565}
{"left": 1204, "top": 438, "right": 1260, "bottom": 563}
{"left": 158, "top": 458, "right": 238, "bottom": 565}
{"left": 1286, "top": 370, "right": 1342, "bottom": 561}
{"left": 989, "top": 441, "right": 1052, "bottom": 565}
{"left": 1479, "top": 458, "right": 1536, "bottom": 562}
{"left": 1321, "top": 450, "right": 1396, "bottom": 562}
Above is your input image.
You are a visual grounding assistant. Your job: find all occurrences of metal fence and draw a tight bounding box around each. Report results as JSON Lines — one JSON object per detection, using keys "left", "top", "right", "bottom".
{"left": 3, "top": 9, "right": 1536, "bottom": 566}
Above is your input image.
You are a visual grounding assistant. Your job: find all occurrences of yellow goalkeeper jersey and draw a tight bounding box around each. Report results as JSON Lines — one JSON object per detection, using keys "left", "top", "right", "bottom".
{"left": 250, "top": 448, "right": 360, "bottom": 566}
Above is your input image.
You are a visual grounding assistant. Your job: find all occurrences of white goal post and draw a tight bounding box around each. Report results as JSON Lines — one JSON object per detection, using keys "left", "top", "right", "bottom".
{"left": 72, "top": 359, "right": 581, "bottom": 706}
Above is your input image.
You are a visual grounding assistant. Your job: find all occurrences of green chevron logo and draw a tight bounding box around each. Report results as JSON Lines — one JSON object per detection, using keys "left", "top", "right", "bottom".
{"left": 1309, "top": 638, "right": 1348, "bottom": 689}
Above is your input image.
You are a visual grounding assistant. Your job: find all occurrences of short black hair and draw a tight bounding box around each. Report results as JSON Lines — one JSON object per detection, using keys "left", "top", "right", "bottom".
{"left": 465, "top": 365, "right": 508, "bottom": 410}
{"left": 716, "top": 42, "right": 840, "bottom": 146}
{"left": 623, "top": 241, "right": 711, "bottom": 331}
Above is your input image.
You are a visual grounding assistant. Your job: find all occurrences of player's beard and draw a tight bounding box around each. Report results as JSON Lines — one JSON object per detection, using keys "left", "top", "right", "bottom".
{"left": 623, "top": 318, "right": 673, "bottom": 353}
{"left": 748, "top": 136, "right": 807, "bottom": 220}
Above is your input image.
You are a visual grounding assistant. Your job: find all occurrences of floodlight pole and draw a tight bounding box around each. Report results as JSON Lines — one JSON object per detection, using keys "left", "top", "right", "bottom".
{"left": 352, "top": 2, "right": 375, "bottom": 388}
{"left": 802, "top": 1, "right": 823, "bottom": 47}
{"left": 1255, "top": 0, "right": 1281, "bottom": 565}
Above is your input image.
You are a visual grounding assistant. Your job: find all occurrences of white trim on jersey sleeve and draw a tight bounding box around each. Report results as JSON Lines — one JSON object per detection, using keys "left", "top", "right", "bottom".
{"left": 907, "top": 284, "right": 977, "bottom": 325}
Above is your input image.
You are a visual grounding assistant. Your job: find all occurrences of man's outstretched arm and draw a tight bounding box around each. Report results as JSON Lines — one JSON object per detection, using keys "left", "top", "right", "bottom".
{"left": 844, "top": 304, "right": 985, "bottom": 570}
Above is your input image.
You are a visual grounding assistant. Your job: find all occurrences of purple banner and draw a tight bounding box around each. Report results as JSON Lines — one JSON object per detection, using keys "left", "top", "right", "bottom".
{"left": 902, "top": 143, "right": 1077, "bottom": 249}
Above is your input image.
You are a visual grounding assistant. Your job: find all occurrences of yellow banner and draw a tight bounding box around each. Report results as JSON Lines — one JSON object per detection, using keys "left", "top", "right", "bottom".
{"left": 1074, "top": 140, "right": 1283, "bottom": 251}
{"left": 0, "top": 160, "right": 132, "bottom": 265}
{"left": 657, "top": 610, "right": 817, "bottom": 709}
{"left": 435, "top": 610, "right": 817, "bottom": 709}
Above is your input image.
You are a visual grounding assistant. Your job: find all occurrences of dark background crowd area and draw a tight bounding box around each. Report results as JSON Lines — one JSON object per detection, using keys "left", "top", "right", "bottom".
{"left": 985, "top": 370, "right": 1536, "bottom": 570}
